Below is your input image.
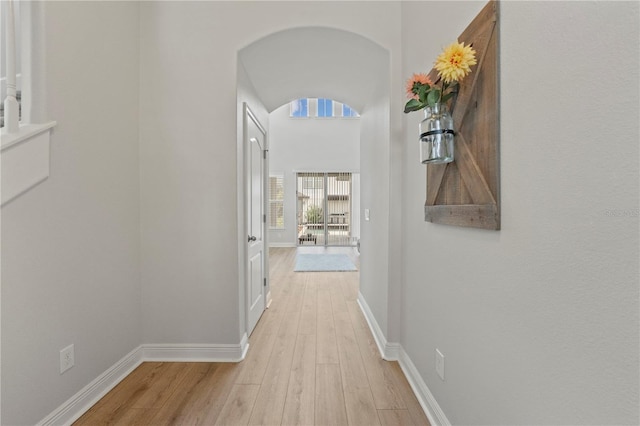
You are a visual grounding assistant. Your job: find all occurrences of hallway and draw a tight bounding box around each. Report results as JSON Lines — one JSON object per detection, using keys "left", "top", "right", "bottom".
{"left": 73, "top": 248, "right": 429, "bottom": 425}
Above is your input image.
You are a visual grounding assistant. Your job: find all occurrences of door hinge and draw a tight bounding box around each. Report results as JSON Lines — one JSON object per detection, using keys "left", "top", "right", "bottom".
{"left": 264, "top": 278, "right": 267, "bottom": 287}
{"left": 263, "top": 150, "right": 267, "bottom": 159}
{"left": 263, "top": 214, "right": 266, "bottom": 223}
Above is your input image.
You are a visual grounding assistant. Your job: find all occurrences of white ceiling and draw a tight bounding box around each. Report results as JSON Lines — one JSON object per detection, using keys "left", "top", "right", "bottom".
{"left": 238, "top": 27, "right": 390, "bottom": 113}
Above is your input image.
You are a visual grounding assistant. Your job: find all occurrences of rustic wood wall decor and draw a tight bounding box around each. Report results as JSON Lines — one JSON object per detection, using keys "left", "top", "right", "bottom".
{"left": 424, "top": 0, "right": 500, "bottom": 230}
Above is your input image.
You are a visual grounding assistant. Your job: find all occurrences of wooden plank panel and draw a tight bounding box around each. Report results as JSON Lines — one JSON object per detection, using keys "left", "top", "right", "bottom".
{"left": 74, "top": 249, "right": 434, "bottom": 426}
{"left": 378, "top": 409, "right": 416, "bottom": 426}
{"left": 316, "top": 274, "right": 339, "bottom": 364}
{"left": 424, "top": 0, "right": 500, "bottom": 230}
{"left": 284, "top": 271, "right": 306, "bottom": 313}
{"left": 190, "top": 363, "right": 242, "bottom": 425}
{"left": 339, "top": 270, "right": 359, "bottom": 301}
{"left": 298, "top": 280, "right": 317, "bottom": 335}
{"left": 235, "top": 330, "right": 276, "bottom": 385}
{"left": 334, "top": 311, "right": 369, "bottom": 388}
{"left": 329, "top": 272, "right": 349, "bottom": 314}
{"left": 334, "top": 304, "right": 380, "bottom": 426}
{"left": 315, "top": 364, "right": 348, "bottom": 426}
{"left": 465, "top": 19, "right": 500, "bottom": 198}
{"left": 453, "top": 133, "right": 496, "bottom": 205}
{"left": 343, "top": 387, "right": 382, "bottom": 426}
{"left": 282, "top": 334, "right": 316, "bottom": 425}
{"left": 248, "top": 310, "right": 299, "bottom": 425}
{"left": 130, "top": 362, "right": 195, "bottom": 409}
{"left": 386, "top": 363, "right": 431, "bottom": 426}
{"left": 425, "top": 164, "right": 447, "bottom": 206}
{"left": 425, "top": 204, "right": 498, "bottom": 230}
{"left": 73, "top": 407, "right": 152, "bottom": 426}
{"left": 346, "top": 300, "right": 369, "bottom": 333}
{"left": 253, "top": 249, "right": 295, "bottom": 336}
{"left": 215, "top": 384, "right": 260, "bottom": 426}
{"left": 353, "top": 321, "right": 406, "bottom": 410}
{"left": 142, "top": 363, "right": 218, "bottom": 425}
{"left": 452, "top": 7, "right": 497, "bottom": 127}
{"left": 279, "top": 307, "right": 302, "bottom": 339}
{"left": 437, "top": 162, "right": 464, "bottom": 205}
{"left": 76, "top": 362, "right": 161, "bottom": 416}
{"left": 251, "top": 306, "right": 278, "bottom": 337}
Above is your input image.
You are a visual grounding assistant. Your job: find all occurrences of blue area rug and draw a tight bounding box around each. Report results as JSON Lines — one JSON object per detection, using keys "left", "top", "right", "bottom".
{"left": 294, "top": 253, "right": 357, "bottom": 272}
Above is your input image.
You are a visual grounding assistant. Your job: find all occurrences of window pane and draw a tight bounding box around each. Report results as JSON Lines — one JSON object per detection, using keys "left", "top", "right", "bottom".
{"left": 290, "top": 99, "right": 308, "bottom": 117}
{"left": 317, "top": 98, "right": 333, "bottom": 117}
{"left": 303, "top": 176, "right": 323, "bottom": 189}
{"left": 269, "top": 175, "right": 284, "bottom": 229}
{"left": 269, "top": 201, "right": 284, "bottom": 228}
{"left": 342, "top": 103, "right": 358, "bottom": 117}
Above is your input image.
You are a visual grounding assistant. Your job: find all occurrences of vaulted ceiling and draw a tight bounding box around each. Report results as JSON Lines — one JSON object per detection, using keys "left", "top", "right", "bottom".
{"left": 238, "top": 26, "right": 390, "bottom": 113}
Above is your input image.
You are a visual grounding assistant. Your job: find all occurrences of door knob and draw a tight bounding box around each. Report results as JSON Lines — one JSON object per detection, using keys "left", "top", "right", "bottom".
{"left": 248, "top": 235, "right": 257, "bottom": 242}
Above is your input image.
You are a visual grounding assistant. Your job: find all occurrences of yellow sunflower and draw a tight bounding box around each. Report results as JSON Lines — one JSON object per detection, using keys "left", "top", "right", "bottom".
{"left": 434, "top": 41, "right": 477, "bottom": 84}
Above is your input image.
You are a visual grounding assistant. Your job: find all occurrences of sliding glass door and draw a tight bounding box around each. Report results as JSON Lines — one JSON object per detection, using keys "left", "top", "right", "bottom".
{"left": 296, "top": 172, "right": 354, "bottom": 246}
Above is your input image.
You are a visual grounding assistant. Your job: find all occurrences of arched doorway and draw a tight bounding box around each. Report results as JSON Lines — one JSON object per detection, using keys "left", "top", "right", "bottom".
{"left": 237, "top": 26, "right": 392, "bottom": 338}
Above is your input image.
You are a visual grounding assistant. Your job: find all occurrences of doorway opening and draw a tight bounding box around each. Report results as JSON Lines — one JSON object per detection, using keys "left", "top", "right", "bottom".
{"left": 238, "top": 26, "right": 391, "bottom": 339}
{"left": 296, "top": 172, "right": 357, "bottom": 247}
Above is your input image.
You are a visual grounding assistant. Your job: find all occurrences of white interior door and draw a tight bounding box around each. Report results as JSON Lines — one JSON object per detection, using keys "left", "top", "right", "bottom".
{"left": 246, "top": 105, "right": 267, "bottom": 336}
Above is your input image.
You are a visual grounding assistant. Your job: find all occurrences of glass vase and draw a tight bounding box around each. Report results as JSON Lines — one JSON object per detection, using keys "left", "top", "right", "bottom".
{"left": 419, "top": 103, "right": 455, "bottom": 164}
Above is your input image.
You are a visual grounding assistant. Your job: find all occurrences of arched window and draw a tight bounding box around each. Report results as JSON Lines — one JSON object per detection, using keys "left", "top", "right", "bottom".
{"left": 290, "top": 98, "right": 308, "bottom": 117}
{"left": 289, "top": 98, "right": 359, "bottom": 119}
{"left": 317, "top": 98, "right": 333, "bottom": 117}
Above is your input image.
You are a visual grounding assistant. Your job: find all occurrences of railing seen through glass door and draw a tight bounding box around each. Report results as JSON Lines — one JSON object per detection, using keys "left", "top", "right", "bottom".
{"left": 296, "top": 172, "right": 354, "bottom": 247}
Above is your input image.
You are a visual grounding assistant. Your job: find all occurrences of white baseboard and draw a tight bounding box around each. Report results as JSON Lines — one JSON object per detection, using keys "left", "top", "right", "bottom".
{"left": 39, "top": 337, "right": 250, "bottom": 425}
{"left": 268, "top": 242, "right": 296, "bottom": 248}
{"left": 142, "top": 338, "right": 249, "bottom": 362}
{"left": 397, "top": 348, "right": 451, "bottom": 426}
{"left": 357, "top": 291, "right": 450, "bottom": 426}
{"left": 356, "top": 292, "right": 397, "bottom": 361}
{"left": 38, "top": 346, "right": 143, "bottom": 426}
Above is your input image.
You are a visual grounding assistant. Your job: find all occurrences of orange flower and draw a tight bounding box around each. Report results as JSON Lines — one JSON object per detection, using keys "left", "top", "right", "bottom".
{"left": 405, "top": 73, "right": 433, "bottom": 99}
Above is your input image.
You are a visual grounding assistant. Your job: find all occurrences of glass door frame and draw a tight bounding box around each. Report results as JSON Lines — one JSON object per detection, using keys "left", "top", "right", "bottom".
{"left": 296, "top": 172, "right": 353, "bottom": 247}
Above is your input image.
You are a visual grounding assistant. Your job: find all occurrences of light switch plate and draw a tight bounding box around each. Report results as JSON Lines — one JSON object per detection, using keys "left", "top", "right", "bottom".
{"left": 60, "top": 344, "right": 75, "bottom": 374}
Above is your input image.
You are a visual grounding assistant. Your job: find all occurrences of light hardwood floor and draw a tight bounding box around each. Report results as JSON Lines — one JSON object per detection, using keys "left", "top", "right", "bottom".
{"left": 74, "top": 247, "right": 430, "bottom": 426}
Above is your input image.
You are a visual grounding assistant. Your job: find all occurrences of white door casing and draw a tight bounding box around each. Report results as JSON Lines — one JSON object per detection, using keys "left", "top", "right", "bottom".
{"left": 244, "top": 104, "right": 268, "bottom": 336}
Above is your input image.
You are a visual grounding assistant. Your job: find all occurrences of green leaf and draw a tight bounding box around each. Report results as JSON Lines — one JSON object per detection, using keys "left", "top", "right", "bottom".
{"left": 427, "top": 89, "right": 441, "bottom": 106}
{"left": 418, "top": 85, "right": 429, "bottom": 103}
{"left": 441, "top": 92, "right": 455, "bottom": 103}
{"left": 404, "top": 99, "right": 423, "bottom": 113}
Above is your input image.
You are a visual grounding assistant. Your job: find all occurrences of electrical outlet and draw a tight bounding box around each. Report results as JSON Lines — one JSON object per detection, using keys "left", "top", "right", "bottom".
{"left": 435, "top": 348, "right": 445, "bottom": 381}
{"left": 60, "top": 344, "right": 74, "bottom": 374}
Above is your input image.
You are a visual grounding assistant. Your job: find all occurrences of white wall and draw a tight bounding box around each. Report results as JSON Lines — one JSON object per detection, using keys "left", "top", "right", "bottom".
{"left": 400, "top": 2, "right": 639, "bottom": 424}
{"left": 139, "top": 2, "right": 246, "bottom": 344}
{"left": 268, "top": 101, "right": 360, "bottom": 246}
{"left": 0, "top": 2, "right": 141, "bottom": 424}
{"left": 139, "top": 1, "right": 401, "bottom": 346}
{"left": 359, "top": 95, "right": 392, "bottom": 338}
